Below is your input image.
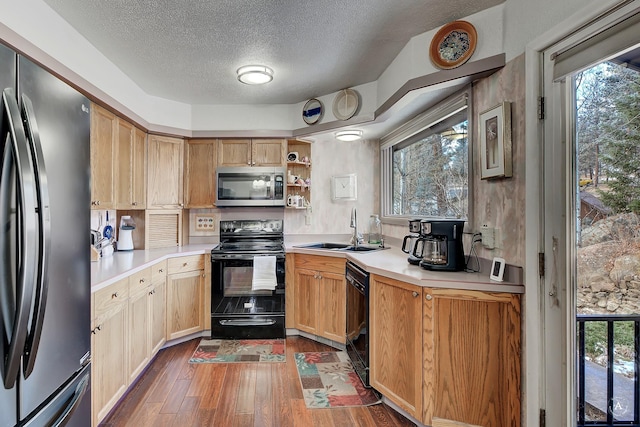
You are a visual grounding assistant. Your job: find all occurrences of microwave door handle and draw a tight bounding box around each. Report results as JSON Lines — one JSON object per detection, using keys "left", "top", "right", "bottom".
{"left": 20, "top": 95, "right": 51, "bottom": 378}
{"left": 0, "top": 88, "right": 38, "bottom": 389}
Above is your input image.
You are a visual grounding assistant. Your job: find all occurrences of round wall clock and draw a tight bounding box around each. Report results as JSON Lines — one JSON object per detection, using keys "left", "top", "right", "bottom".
{"left": 302, "top": 98, "right": 323, "bottom": 125}
{"left": 332, "top": 88, "right": 359, "bottom": 121}
{"left": 429, "top": 20, "right": 477, "bottom": 70}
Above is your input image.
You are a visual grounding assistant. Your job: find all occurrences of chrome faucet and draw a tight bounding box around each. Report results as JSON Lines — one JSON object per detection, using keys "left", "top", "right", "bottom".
{"left": 350, "top": 207, "right": 363, "bottom": 247}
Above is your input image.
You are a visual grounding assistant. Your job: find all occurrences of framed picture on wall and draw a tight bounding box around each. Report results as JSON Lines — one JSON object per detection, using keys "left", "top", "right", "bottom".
{"left": 479, "top": 102, "right": 512, "bottom": 179}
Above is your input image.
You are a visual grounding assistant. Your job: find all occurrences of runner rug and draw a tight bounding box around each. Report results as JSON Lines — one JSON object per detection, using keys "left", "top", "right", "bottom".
{"left": 294, "top": 351, "right": 381, "bottom": 408}
{"left": 188, "top": 339, "right": 285, "bottom": 363}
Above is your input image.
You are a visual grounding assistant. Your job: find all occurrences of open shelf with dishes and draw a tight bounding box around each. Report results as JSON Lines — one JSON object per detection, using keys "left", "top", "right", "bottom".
{"left": 286, "top": 140, "right": 311, "bottom": 209}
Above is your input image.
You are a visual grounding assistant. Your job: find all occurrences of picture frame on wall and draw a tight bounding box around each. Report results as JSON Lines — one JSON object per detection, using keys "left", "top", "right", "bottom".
{"left": 479, "top": 101, "right": 512, "bottom": 180}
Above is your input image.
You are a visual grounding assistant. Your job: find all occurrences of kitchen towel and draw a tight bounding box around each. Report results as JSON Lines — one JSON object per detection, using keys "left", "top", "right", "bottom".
{"left": 252, "top": 255, "right": 277, "bottom": 291}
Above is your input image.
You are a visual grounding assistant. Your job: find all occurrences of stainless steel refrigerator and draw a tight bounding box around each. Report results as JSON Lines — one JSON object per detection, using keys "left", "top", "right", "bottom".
{"left": 0, "top": 42, "right": 91, "bottom": 426}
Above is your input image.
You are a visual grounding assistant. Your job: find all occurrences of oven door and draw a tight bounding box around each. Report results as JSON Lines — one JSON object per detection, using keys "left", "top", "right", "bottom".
{"left": 211, "top": 253, "right": 285, "bottom": 300}
{"left": 210, "top": 253, "right": 285, "bottom": 339}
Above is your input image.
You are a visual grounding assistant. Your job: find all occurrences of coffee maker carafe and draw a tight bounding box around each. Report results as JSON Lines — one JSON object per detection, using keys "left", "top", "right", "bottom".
{"left": 402, "top": 219, "right": 423, "bottom": 265}
{"left": 412, "top": 220, "right": 465, "bottom": 271}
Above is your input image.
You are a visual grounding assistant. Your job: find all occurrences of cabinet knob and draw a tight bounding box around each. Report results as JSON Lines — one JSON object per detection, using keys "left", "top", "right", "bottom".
{"left": 247, "top": 161, "right": 251, "bottom": 165}
{"left": 149, "top": 289, "right": 155, "bottom": 295}
{"left": 112, "top": 292, "right": 119, "bottom": 299}
{"left": 183, "top": 262, "right": 188, "bottom": 267}
{"left": 425, "top": 294, "right": 432, "bottom": 301}
{"left": 132, "top": 201, "right": 137, "bottom": 206}
{"left": 159, "top": 269, "right": 164, "bottom": 273}
{"left": 139, "top": 278, "right": 145, "bottom": 283}
{"left": 412, "top": 291, "right": 419, "bottom": 298}
{"left": 179, "top": 203, "right": 184, "bottom": 207}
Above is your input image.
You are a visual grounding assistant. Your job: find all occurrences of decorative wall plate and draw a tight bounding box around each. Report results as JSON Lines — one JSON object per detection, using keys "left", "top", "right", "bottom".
{"left": 302, "top": 98, "right": 323, "bottom": 125}
{"left": 332, "top": 89, "right": 359, "bottom": 121}
{"left": 429, "top": 20, "right": 477, "bottom": 70}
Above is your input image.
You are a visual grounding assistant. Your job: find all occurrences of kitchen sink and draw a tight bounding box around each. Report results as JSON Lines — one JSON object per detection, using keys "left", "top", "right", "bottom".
{"left": 293, "top": 242, "right": 385, "bottom": 252}
{"left": 295, "top": 242, "right": 351, "bottom": 250}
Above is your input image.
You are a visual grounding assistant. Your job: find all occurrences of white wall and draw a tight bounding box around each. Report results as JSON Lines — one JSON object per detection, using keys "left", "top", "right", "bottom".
{"left": 284, "top": 138, "right": 379, "bottom": 236}
{"left": 377, "top": 5, "right": 505, "bottom": 105}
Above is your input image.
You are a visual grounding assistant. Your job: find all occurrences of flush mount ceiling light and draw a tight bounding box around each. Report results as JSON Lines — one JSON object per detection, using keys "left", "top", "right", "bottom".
{"left": 236, "top": 65, "right": 274, "bottom": 85}
{"left": 335, "top": 130, "right": 363, "bottom": 141}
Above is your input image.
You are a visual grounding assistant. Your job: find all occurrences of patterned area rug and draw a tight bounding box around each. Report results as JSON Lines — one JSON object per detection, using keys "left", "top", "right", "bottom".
{"left": 189, "top": 339, "right": 285, "bottom": 363}
{"left": 294, "top": 351, "right": 381, "bottom": 408}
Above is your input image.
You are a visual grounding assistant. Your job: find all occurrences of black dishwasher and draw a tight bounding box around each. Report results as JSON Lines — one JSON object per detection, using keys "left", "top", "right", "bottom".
{"left": 345, "top": 261, "right": 371, "bottom": 387}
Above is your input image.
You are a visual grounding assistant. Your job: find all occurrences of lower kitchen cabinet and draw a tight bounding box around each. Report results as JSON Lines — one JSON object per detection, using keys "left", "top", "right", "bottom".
{"left": 127, "top": 269, "right": 151, "bottom": 383}
{"left": 166, "top": 255, "right": 205, "bottom": 340}
{"left": 293, "top": 254, "right": 346, "bottom": 343}
{"left": 91, "top": 278, "right": 129, "bottom": 427}
{"left": 369, "top": 275, "right": 423, "bottom": 418}
{"left": 150, "top": 260, "right": 167, "bottom": 355}
{"left": 424, "top": 288, "right": 521, "bottom": 427}
{"left": 369, "top": 274, "right": 521, "bottom": 427}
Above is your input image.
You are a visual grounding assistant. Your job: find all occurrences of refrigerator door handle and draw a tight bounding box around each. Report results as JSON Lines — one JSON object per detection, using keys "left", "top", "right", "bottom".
{"left": 49, "top": 371, "right": 90, "bottom": 427}
{"left": 0, "top": 88, "right": 38, "bottom": 389}
{"left": 20, "top": 94, "right": 51, "bottom": 378}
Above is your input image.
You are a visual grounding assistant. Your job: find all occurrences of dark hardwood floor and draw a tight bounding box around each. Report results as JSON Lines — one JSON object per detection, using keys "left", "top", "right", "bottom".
{"left": 100, "top": 336, "right": 416, "bottom": 426}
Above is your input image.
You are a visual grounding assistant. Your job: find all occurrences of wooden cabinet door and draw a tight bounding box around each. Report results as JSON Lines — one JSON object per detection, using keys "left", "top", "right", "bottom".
{"left": 370, "top": 274, "right": 423, "bottom": 418}
{"left": 92, "top": 296, "right": 128, "bottom": 426}
{"left": 252, "top": 138, "right": 285, "bottom": 166}
{"left": 293, "top": 268, "right": 319, "bottom": 335}
{"left": 90, "top": 103, "right": 116, "bottom": 209}
{"left": 147, "top": 135, "right": 184, "bottom": 209}
{"left": 424, "top": 289, "right": 521, "bottom": 427}
{"left": 166, "top": 269, "right": 203, "bottom": 340}
{"left": 184, "top": 139, "right": 217, "bottom": 207}
{"left": 115, "top": 118, "right": 133, "bottom": 209}
{"left": 115, "top": 119, "right": 146, "bottom": 209}
{"left": 131, "top": 127, "right": 147, "bottom": 208}
{"left": 217, "top": 139, "right": 251, "bottom": 167}
{"left": 127, "top": 286, "right": 149, "bottom": 383}
{"left": 150, "top": 279, "right": 167, "bottom": 355}
{"left": 317, "top": 271, "right": 346, "bottom": 343}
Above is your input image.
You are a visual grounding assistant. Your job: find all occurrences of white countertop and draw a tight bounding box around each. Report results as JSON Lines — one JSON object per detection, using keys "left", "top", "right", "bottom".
{"left": 91, "top": 238, "right": 524, "bottom": 294}
{"left": 286, "top": 241, "right": 524, "bottom": 294}
{"left": 91, "top": 244, "right": 213, "bottom": 292}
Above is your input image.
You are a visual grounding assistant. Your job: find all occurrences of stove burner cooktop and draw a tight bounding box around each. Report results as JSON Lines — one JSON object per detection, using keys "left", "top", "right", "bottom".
{"left": 213, "top": 219, "right": 285, "bottom": 254}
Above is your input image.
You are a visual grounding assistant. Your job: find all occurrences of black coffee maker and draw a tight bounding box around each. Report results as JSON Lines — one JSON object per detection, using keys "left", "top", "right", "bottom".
{"left": 412, "top": 220, "right": 466, "bottom": 271}
{"left": 402, "top": 219, "right": 423, "bottom": 265}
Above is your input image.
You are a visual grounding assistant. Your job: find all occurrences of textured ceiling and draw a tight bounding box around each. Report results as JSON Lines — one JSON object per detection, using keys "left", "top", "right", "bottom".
{"left": 43, "top": 0, "right": 503, "bottom": 105}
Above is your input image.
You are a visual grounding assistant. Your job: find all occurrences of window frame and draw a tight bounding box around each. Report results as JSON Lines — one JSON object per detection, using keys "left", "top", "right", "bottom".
{"left": 380, "top": 87, "right": 473, "bottom": 226}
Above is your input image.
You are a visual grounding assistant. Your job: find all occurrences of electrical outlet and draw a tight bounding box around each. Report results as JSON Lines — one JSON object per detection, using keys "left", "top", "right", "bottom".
{"left": 194, "top": 214, "right": 215, "bottom": 231}
{"left": 481, "top": 224, "right": 495, "bottom": 249}
{"left": 305, "top": 207, "right": 312, "bottom": 225}
{"left": 494, "top": 227, "right": 502, "bottom": 249}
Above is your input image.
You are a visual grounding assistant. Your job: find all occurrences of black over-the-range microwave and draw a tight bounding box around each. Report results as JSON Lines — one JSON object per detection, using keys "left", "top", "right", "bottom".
{"left": 215, "top": 166, "right": 286, "bottom": 207}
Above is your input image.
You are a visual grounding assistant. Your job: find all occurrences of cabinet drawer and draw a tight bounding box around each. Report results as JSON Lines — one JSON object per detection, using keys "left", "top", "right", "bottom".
{"left": 294, "top": 254, "right": 346, "bottom": 274}
{"left": 167, "top": 255, "right": 204, "bottom": 274}
{"left": 129, "top": 267, "right": 151, "bottom": 289}
{"left": 94, "top": 278, "right": 129, "bottom": 320}
{"left": 151, "top": 260, "right": 167, "bottom": 285}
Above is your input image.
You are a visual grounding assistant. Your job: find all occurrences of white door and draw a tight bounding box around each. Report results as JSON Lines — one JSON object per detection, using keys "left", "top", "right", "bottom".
{"left": 541, "top": 4, "right": 640, "bottom": 425}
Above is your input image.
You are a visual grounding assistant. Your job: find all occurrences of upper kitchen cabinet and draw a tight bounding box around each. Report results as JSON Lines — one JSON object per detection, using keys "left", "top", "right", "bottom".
{"left": 115, "top": 119, "right": 147, "bottom": 209}
{"left": 217, "top": 138, "right": 286, "bottom": 167}
{"left": 147, "top": 135, "right": 184, "bottom": 209}
{"left": 184, "top": 139, "right": 217, "bottom": 208}
{"left": 90, "top": 103, "right": 117, "bottom": 209}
